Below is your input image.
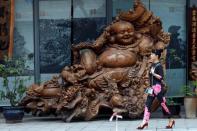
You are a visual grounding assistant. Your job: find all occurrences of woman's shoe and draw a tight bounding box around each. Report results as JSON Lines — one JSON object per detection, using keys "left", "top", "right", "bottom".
{"left": 166, "top": 120, "right": 175, "bottom": 129}
{"left": 137, "top": 122, "right": 148, "bottom": 130}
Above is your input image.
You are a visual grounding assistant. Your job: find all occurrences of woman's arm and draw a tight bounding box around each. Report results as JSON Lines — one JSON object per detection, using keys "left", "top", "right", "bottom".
{"left": 152, "top": 72, "right": 162, "bottom": 80}
{"left": 151, "top": 65, "right": 163, "bottom": 80}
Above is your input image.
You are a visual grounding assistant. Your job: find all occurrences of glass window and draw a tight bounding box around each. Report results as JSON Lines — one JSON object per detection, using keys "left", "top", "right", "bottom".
{"left": 73, "top": 0, "right": 107, "bottom": 43}
{"left": 112, "top": 0, "right": 149, "bottom": 18}
{"left": 190, "top": 0, "right": 197, "bottom": 6}
{"left": 0, "top": 0, "right": 35, "bottom": 105}
{"left": 39, "top": 0, "right": 71, "bottom": 81}
{"left": 150, "top": 0, "right": 187, "bottom": 96}
{"left": 14, "top": 0, "right": 34, "bottom": 81}
{"left": 15, "top": 0, "right": 34, "bottom": 70}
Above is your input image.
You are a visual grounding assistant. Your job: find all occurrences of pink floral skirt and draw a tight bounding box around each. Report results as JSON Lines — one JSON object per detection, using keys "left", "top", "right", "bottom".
{"left": 152, "top": 84, "right": 161, "bottom": 95}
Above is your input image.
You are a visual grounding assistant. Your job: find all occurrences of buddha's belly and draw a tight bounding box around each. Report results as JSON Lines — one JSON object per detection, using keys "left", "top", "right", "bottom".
{"left": 98, "top": 48, "right": 137, "bottom": 68}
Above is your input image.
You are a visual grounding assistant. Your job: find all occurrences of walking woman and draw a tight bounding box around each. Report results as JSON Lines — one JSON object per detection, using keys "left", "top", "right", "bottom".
{"left": 137, "top": 49, "right": 175, "bottom": 129}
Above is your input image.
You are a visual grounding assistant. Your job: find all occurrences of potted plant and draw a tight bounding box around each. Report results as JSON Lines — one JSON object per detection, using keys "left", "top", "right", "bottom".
{"left": 0, "top": 56, "right": 30, "bottom": 123}
{"left": 181, "top": 82, "right": 197, "bottom": 118}
{"left": 162, "top": 97, "right": 181, "bottom": 118}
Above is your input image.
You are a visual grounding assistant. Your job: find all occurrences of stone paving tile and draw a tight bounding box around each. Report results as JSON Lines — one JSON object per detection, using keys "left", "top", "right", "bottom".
{"left": 0, "top": 129, "right": 9, "bottom": 131}
{"left": 170, "top": 129, "right": 188, "bottom": 131}
{"left": 188, "top": 128, "right": 197, "bottom": 131}
{"left": 156, "top": 129, "right": 173, "bottom": 131}
{"left": 185, "top": 119, "right": 197, "bottom": 128}
{"left": 0, "top": 117, "right": 197, "bottom": 131}
{"left": 129, "top": 129, "right": 155, "bottom": 131}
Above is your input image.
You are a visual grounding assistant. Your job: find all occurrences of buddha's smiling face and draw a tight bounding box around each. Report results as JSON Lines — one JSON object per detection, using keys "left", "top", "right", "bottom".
{"left": 111, "top": 21, "right": 135, "bottom": 45}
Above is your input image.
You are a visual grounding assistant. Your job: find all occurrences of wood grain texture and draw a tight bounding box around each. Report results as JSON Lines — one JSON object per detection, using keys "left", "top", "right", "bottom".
{"left": 8, "top": 0, "right": 14, "bottom": 58}
{"left": 20, "top": 0, "right": 170, "bottom": 122}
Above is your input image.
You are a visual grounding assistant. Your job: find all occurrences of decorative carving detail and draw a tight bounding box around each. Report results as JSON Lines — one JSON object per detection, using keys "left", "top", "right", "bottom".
{"left": 20, "top": 0, "right": 170, "bottom": 122}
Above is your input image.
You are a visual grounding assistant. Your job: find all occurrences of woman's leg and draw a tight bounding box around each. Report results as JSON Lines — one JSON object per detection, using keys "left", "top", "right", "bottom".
{"left": 153, "top": 84, "right": 171, "bottom": 118}
{"left": 142, "top": 95, "right": 155, "bottom": 123}
{"left": 156, "top": 89, "right": 175, "bottom": 128}
{"left": 157, "top": 91, "right": 172, "bottom": 118}
{"left": 137, "top": 95, "right": 155, "bottom": 129}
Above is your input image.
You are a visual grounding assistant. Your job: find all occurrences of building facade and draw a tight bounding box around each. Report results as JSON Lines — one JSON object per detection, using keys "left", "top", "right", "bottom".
{"left": 1, "top": 0, "right": 194, "bottom": 101}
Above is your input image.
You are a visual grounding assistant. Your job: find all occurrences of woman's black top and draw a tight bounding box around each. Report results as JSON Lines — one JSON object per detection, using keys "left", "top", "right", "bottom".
{"left": 149, "top": 62, "right": 164, "bottom": 86}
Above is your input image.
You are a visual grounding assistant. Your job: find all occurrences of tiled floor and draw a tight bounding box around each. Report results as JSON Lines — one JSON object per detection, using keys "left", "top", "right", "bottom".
{"left": 0, "top": 116, "right": 197, "bottom": 131}
{"left": 0, "top": 106, "right": 196, "bottom": 131}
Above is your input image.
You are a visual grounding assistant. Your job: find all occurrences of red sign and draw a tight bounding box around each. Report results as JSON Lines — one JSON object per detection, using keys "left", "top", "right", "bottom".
{"left": 189, "top": 6, "right": 197, "bottom": 80}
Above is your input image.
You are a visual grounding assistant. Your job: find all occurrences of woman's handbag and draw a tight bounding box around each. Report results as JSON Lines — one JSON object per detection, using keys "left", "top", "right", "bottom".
{"left": 144, "top": 87, "right": 153, "bottom": 95}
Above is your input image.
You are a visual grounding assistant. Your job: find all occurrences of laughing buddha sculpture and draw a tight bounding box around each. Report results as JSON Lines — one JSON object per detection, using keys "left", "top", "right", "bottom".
{"left": 21, "top": 0, "right": 170, "bottom": 122}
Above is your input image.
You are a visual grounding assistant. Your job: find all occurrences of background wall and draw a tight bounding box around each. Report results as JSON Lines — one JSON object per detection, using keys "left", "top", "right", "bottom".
{"left": 0, "top": 0, "right": 188, "bottom": 106}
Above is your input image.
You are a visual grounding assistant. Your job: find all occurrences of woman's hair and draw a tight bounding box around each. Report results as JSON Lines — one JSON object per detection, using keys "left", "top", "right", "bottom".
{"left": 152, "top": 49, "right": 163, "bottom": 58}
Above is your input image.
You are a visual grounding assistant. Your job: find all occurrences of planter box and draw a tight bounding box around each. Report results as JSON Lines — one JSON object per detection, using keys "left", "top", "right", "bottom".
{"left": 3, "top": 106, "right": 24, "bottom": 123}
{"left": 184, "top": 97, "right": 197, "bottom": 118}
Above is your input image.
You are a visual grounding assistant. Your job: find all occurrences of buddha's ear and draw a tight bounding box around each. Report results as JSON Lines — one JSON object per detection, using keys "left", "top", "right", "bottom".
{"left": 134, "top": 32, "right": 142, "bottom": 39}
{"left": 105, "top": 29, "right": 115, "bottom": 43}
{"left": 109, "top": 36, "right": 116, "bottom": 43}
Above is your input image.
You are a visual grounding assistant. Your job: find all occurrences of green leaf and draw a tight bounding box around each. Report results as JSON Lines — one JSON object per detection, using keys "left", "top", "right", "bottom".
{"left": 192, "top": 81, "right": 197, "bottom": 87}
{"left": 3, "top": 77, "right": 9, "bottom": 88}
{"left": 0, "top": 55, "right": 30, "bottom": 106}
{"left": 181, "top": 84, "right": 196, "bottom": 96}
